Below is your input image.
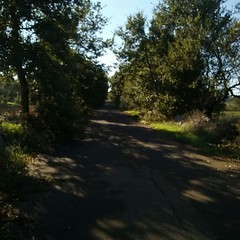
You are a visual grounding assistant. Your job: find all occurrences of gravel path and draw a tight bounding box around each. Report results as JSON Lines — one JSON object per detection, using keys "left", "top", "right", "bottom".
{"left": 17, "top": 103, "right": 240, "bottom": 239}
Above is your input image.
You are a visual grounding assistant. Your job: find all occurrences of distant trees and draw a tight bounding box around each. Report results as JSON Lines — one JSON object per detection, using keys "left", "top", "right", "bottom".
{"left": 112, "top": 0, "right": 240, "bottom": 118}
{"left": 0, "top": 0, "right": 109, "bottom": 138}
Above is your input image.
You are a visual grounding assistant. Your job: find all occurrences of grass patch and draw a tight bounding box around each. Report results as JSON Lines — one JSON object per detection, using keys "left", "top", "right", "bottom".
{"left": 150, "top": 121, "right": 239, "bottom": 159}
{"left": 124, "top": 110, "right": 141, "bottom": 117}
{"left": 6, "top": 102, "right": 19, "bottom": 106}
{"left": 124, "top": 110, "right": 140, "bottom": 116}
{"left": 1, "top": 122, "right": 24, "bottom": 144}
{"left": 124, "top": 108, "right": 240, "bottom": 159}
{"left": 151, "top": 122, "right": 182, "bottom": 133}
{"left": 1, "top": 146, "right": 27, "bottom": 173}
{"left": 124, "top": 110, "right": 141, "bottom": 121}
{"left": 150, "top": 122, "right": 207, "bottom": 147}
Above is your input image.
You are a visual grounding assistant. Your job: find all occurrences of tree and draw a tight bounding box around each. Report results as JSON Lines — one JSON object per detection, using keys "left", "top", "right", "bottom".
{"left": 69, "top": 52, "right": 108, "bottom": 108}
{"left": 0, "top": 0, "right": 109, "bottom": 140}
{"left": 199, "top": 1, "right": 240, "bottom": 113}
{"left": 114, "top": 0, "right": 240, "bottom": 118}
{"left": 0, "top": 0, "right": 108, "bottom": 115}
{"left": 0, "top": 0, "right": 31, "bottom": 113}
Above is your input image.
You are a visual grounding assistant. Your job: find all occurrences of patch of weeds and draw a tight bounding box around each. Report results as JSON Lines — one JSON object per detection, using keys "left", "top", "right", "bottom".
{"left": 150, "top": 113, "right": 240, "bottom": 159}
{"left": 124, "top": 110, "right": 141, "bottom": 120}
{"left": 1, "top": 120, "right": 50, "bottom": 153}
{"left": 1, "top": 122, "right": 24, "bottom": 145}
{"left": 0, "top": 146, "right": 46, "bottom": 199}
{"left": 151, "top": 122, "right": 182, "bottom": 134}
{"left": 0, "top": 121, "right": 48, "bottom": 239}
{"left": 124, "top": 108, "right": 240, "bottom": 159}
{"left": 150, "top": 122, "right": 202, "bottom": 146}
{"left": 1, "top": 146, "right": 27, "bottom": 173}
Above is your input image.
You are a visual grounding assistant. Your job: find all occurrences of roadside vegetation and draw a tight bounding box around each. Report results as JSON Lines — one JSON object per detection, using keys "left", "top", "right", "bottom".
{"left": 124, "top": 98, "right": 240, "bottom": 159}
{"left": 0, "top": 104, "right": 46, "bottom": 238}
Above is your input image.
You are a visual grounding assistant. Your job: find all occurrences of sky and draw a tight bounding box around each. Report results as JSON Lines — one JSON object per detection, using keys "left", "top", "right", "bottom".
{"left": 96, "top": 0, "right": 240, "bottom": 75}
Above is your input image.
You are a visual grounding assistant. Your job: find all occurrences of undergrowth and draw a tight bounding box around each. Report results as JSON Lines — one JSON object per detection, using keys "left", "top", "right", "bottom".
{"left": 0, "top": 120, "right": 47, "bottom": 239}
{"left": 125, "top": 110, "right": 240, "bottom": 159}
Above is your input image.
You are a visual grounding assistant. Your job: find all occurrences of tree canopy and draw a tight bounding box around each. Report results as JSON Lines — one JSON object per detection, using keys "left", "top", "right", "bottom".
{"left": 0, "top": 0, "right": 109, "bottom": 139}
{"left": 112, "top": 0, "right": 240, "bottom": 118}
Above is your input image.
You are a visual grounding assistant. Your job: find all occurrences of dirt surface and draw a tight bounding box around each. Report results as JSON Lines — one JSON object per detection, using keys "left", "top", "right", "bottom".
{"left": 15, "top": 103, "right": 240, "bottom": 239}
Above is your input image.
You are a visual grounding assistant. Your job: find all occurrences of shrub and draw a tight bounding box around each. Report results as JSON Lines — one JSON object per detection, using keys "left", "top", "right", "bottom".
{"left": 184, "top": 111, "right": 240, "bottom": 145}
{"left": 1, "top": 146, "right": 27, "bottom": 174}
{"left": 1, "top": 122, "right": 24, "bottom": 145}
{"left": 0, "top": 122, "right": 29, "bottom": 176}
{"left": 214, "top": 116, "right": 239, "bottom": 143}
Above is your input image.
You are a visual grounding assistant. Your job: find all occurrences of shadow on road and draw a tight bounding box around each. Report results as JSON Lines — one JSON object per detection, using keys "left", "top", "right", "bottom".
{"left": 15, "top": 103, "right": 240, "bottom": 240}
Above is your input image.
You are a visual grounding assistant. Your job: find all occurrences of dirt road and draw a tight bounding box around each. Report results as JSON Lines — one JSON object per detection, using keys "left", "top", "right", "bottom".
{"left": 18, "top": 103, "right": 240, "bottom": 239}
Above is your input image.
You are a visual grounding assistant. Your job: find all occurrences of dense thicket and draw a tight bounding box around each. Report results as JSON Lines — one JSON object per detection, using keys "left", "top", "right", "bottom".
{"left": 111, "top": 0, "right": 240, "bottom": 119}
{"left": 0, "top": 0, "right": 109, "bottom": 139}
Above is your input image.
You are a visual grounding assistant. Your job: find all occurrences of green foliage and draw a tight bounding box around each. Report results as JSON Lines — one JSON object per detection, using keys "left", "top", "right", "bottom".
{"left": 123, "top": 110, "right": 141, "bottom": 121}
{"left": 124, "top": 110, "right": 141, "bottom": 117}
{"left": 213, "top": 116, "right": 239, "bottom": 143}
{"left": 151, "top": 122, "right": 183, "bottom": 134}
{"left": 109, "top": 68, "right": 127, "bottom": 108}
{"left": 149, "top": 115, "right": 240, "bottom": 159}
{"left": 71, "top": 56, "right": 109, "bottom": 108}
{"left": 184, "top": 112, "right": 240, "bottom": 144}
{"left": 150, "top": 121, "right": 210, "bottom": 153}
{"left": 0, "top": 144, "right": 45, "bottom": 240}
{"left": 0, "top": 119, "right": 50, "bottom": 153}
{"left": 0, "top": 118, "right": 48, "bottom": 238}
{"left": 0, "top": 146, "right": 27, "bottom": 174}
{"left": 1, "top": 122, "right": 24, "bottom": 145}
{"left": 36, "top": 100, "right": 86, "bottom": 142}
{"left": 113, "top": 0, "right": 240, "bottom": 119}
{"left": 123, "top": 107, "right": 240, "bottom": 159}
{"left": 0, "top": 0, "right": 109, "bottom": 140}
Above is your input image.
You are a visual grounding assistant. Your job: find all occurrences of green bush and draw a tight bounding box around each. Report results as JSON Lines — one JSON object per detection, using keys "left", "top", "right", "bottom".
{"left": 36, "top": 102, "right": 86, "bottom": 143}
{"left": 1, "top": 121, "right": 49, "bottom": 156}
{"left": 1, "top": 122, "right": 24, "bottom": 145}
{"left": 1, "top": 146, "right": 27, "bottom": 174}
{"left": 0, "top": 122, "right": 28, "bottom": 176}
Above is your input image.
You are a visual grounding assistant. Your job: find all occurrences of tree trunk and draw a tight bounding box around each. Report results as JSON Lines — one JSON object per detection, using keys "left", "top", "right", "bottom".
{"left": 10, "top": 10, "right": 30, "bottom": 115}
{"left": 17, "top": 65, "right": 30, "bottom": 114}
